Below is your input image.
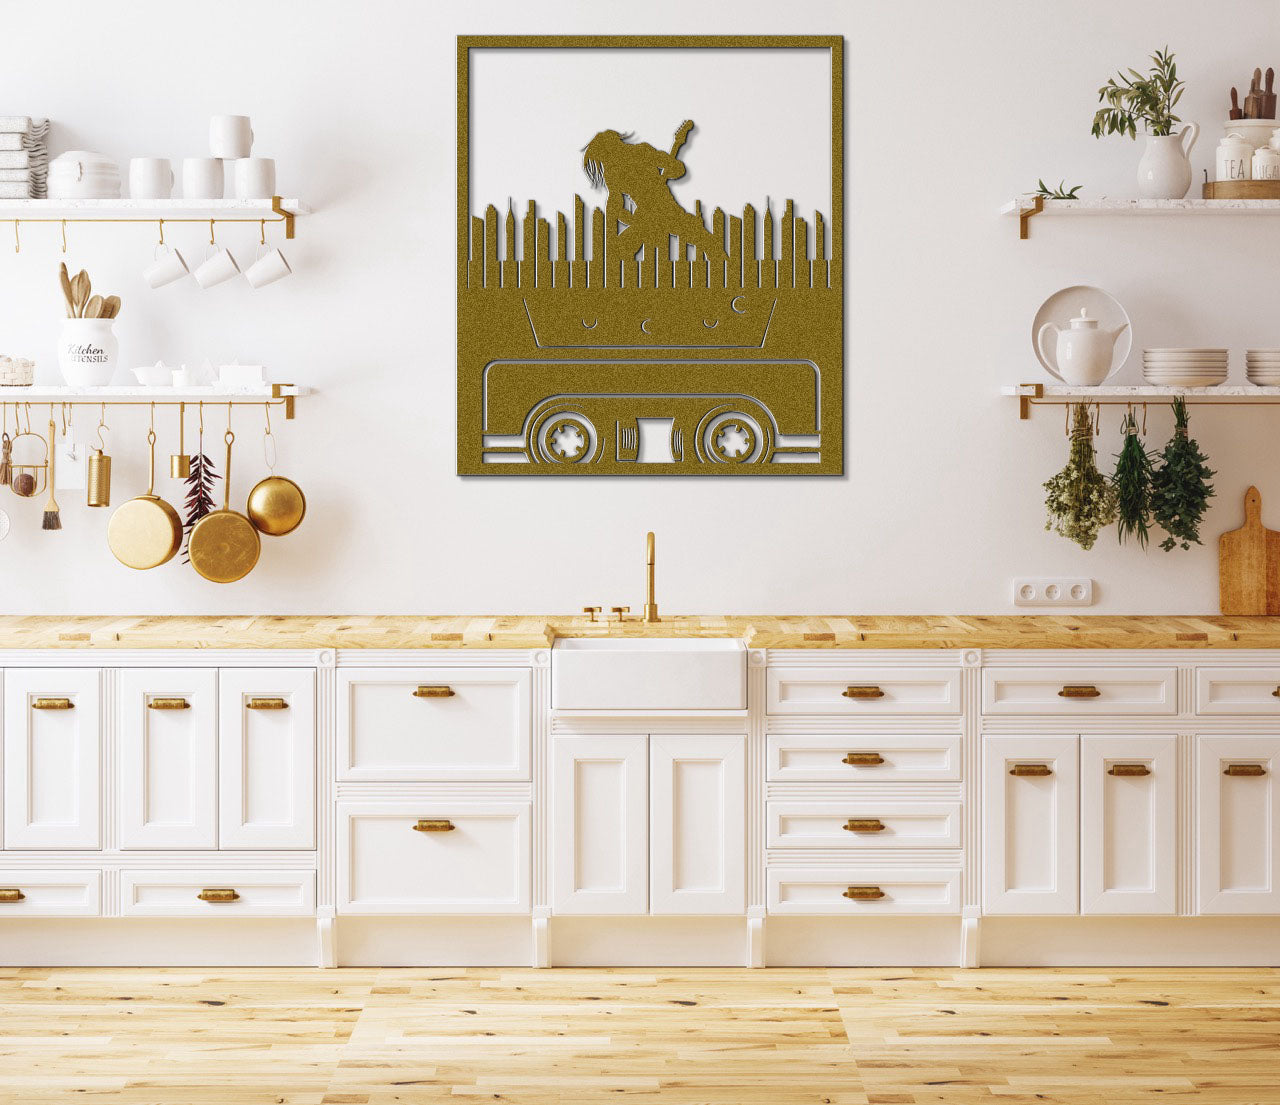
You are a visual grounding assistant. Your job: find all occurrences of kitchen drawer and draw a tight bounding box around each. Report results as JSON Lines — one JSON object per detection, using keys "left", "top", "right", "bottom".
{"left": 767, "top": 734, "right": 961, "bottom": 782}
{"left": 338, "top": 802, "right": 530, "bottom": 915}
{"left": 119, "top": 870, "right": 316, "bottom": 917}
{"left": 0, "top": 871, "right": 101, "bottom": 917}
{"left": 982, "top": 667, "right": 1177, "bottom": 716}
{"left": 767, "top": 667, "right": 961, "bottom": 716}
{"left": 767, "top": 866, "right": 960, "bottom": 914}
{"left": 1195, "top": 668, "right": 1280, "bottom": 715}
{"left": 338, "top": 668, "right": 531, "bottom": 781}
{"left": 767, "top": 802, "right": 961, "bottom": 849}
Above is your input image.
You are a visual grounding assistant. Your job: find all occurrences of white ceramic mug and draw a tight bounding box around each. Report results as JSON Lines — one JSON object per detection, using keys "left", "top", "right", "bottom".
{"left": 182, "top": 157, "right": 224, "bottom": 199}
{"left": 233, "top": 157, "right": 276, "bottom": 199}
{"left": 209, "top": 115, "right": 253, "bottom": 159}
{"left": 129, "top": 157, "right": 173, "bottom": 199}
{"left": 244, "top": 244, "right": 291, "bottom": 288}
{"left": 143, "top": 244, "right": 189, "bottom": 288}
{"left": 193, "top": 245, "right": 240, "bottom": 289}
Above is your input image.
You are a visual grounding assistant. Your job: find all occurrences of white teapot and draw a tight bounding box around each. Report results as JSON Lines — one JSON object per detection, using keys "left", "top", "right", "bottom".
{"left": 1037, "top": 308, "right": 1128, "bottom": 386}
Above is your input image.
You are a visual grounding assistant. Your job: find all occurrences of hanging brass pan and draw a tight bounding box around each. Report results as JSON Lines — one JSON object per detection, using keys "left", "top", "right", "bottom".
{"left": 188, "top": 429, "right": 260, "bottom": 584}
{"left": 107, "top": 428, "right": 181, "bottom": 570}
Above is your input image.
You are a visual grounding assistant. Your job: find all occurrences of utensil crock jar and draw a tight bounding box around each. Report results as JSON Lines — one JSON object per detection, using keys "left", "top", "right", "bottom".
{"left": 57, "top": 318, "right": 118, "bottom": 387}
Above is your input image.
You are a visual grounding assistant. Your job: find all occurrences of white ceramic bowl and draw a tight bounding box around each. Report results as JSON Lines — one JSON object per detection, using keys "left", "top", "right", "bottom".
{"left": 132, "top": 364, "right": 172, "bottom": 387}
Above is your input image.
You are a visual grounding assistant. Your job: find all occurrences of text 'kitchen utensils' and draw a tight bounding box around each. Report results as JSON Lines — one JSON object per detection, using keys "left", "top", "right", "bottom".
{"left": 57, "top": 264, "right": 121, "bottom": 386}
{"left": 1032, "top": 286, "right": 1132, "bottom": 386}
{"left": 246, "top": 405, "right": 305, "bottom": 536}
{"left": 187, "top": 419, "right": 260, "bottom": 583}
{"left": 106, "top": 411, "right": 182, "bottom": 570}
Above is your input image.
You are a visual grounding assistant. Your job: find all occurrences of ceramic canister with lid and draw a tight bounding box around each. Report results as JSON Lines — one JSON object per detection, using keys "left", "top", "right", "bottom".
{"left": 1254, "top": 146, "right": 1280, "bottom": 181}
{"left": 1216, "top": 132, "right": 1254, "bottom": 182}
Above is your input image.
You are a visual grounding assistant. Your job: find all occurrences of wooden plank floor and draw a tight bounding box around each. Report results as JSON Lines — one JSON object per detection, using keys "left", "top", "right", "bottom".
{"left": 0, "top": 967, "right": 1276, "bottom": 1104}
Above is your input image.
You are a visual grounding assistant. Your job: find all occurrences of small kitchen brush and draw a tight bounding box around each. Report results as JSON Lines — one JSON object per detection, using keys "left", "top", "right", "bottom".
{"left": 41, "top": 417, "right": 60, "bottom": 530}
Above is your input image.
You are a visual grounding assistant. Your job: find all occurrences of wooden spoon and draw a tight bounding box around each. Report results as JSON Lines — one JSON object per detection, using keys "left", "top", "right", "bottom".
{"left": 101, "top": 295, "right": 120, "bottom": 320}
{"left": 83, "top": 294, "right": 103, "bottom": 320}
{"left": 70, "top": 270, "right": 90, "bottom": 318}
{"left": 58, "top": 262, "right": 74, "bottom": 318}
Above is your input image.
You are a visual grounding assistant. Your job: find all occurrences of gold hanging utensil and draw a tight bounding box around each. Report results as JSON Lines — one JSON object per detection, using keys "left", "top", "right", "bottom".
{"left": 0, "top": 404, "right": 10, "bottom": 486}
{"left": 106, "top": 405, "right": 182, "bottom": 569}
{"left": 170, "top": 402, "right": 191, "bottom": 478}
{"left": 41, "top": 407, "right": 60, "bottom": 530}
{"left": 246, "top": 402, "right": 306, "bottom": 537}
{"left": 187, "top": 414, "right": 260, "bottom": 583}
{"left": 87, "top": 404, "right": 111, "bottom": 508}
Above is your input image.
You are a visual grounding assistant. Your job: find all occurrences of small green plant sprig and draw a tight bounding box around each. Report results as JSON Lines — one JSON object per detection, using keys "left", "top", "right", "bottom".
{"left": 1092, "top": 47, "right": 1185, "bottom": 139}
{"left": 1030, "top": 179, "right": 1083, "bottom": 199}
{"left": 1112, "top": 410, "right": 1156, "bottom": 547}
{"left": 1151, "top": 397, "right": 1214, "bottom": 551}
{"left": 1045, "top": 403, "right": 1119, "bottom": 551}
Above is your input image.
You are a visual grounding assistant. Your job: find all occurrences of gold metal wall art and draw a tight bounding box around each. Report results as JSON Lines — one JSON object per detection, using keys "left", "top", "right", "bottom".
{"left": 457, "top": 35, "right": 844, "bottom": 475}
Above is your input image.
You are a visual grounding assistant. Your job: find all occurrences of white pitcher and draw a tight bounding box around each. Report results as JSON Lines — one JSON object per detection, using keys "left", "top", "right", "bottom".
{"left": 1137, "top": 123, "right": 1199, "bottom": 199}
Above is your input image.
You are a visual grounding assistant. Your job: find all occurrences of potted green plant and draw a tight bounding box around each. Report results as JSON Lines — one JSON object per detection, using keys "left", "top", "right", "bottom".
{"left": 1092, "top": 47, "right": 1197, "bottom": 199}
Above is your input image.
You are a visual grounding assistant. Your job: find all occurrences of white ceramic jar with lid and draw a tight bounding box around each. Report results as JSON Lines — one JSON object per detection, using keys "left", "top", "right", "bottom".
{"left": 1216, "top": 132, "right": 1254, "bottom": 182}
{"left": 1253, "top": 145, "right": 1280, "bottom": 180}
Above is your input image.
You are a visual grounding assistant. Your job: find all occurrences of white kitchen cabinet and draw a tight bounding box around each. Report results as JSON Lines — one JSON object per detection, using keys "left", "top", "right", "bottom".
{"left": 0, "top": 870, "right": 101, "bottom": 917}
{"left": 1197, "top": 736, "right": 1280, "bottom": 914}
{"left": 766, "top": 734, "right": 962, "bottom": 782}
{"left": 767, "top": 801, "right": 961, "bottom": 850}
{"left": 1080, "top": 736, "right": 1177, "bottom": 915}
{"left": 3, "top": 669, "right": 101, "bottom": 850}
{"left": 118, "top": 669, "right": 218, "bottom": 850}
{"left": 982, "top": 667, "right": 1177, "bottom": 716}
{"left": 650, "top": 736, "right": 745, "bottom": 915}
{"left": 982, "top": 736, "right": 1079, "bottom": 914}
{"left": 767, "top": 667, "right": 961, "bottom": 715}
{"left": 338, "top": 668, "right": 530, "bottom": 781}
{"left": 120, "top": 870, "right": 316, "bottom": 917}
{"left": 551, "top": 735, "right": 649, "bottom": 914}
{"left": 219, "top": 669, "right": 316, "bottom": 849}
{"left": 767, "top": 866, "right": 961, "bottom": 915}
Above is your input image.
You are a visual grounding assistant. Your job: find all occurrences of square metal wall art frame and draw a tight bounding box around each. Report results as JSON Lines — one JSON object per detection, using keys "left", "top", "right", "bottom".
{"left": 457, "top": 35, "right": 844, "bottom": 475}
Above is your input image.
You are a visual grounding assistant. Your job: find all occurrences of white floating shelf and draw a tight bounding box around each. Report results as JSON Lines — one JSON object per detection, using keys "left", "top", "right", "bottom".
{"left": 0, "top": 384, "right": 312, "bottom": 419}
{"left": 1001, "top": 195, "right": 1280, "bottom": 238}
{"left": 1004, "top": 383, "right": 1280, "bottom": 419}
{"left": 0, "top": 197, "right": 310, "bottom": 239}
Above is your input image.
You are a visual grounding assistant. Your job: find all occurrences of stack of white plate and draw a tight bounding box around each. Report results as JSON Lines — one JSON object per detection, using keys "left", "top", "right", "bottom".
{"left": 1246, "top": 349, "right": 1280, "bottom": 386}
{"left": 1143, "top": 348, "right": 1228, "bottom": 387}
{"left": 48, "top": 151, "right": 120, "bottom": 199}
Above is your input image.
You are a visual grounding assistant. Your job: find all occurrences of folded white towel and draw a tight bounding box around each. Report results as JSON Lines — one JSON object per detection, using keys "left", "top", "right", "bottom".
{"left": 0, "top": 181, "right": 33, "bottom": 198}
{"left": 0, "top": 116, "right": 30, "bottom": 133}
{"left": 0, "top": 134, "right": 23, "bottom": 151}
{"left": 0, "top": 168, "right": 30, "bottom": 182}
{"left": 0, "top": 151, "right": 29, "bottom": 169}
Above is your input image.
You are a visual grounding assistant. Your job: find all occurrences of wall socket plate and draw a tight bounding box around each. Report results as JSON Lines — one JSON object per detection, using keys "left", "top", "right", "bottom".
{"left": 1013, "top": 577, "right": 1094, "bottom": 607}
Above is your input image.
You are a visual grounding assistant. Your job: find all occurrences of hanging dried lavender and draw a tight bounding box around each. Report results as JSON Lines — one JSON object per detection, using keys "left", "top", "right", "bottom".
{"left": 1151, "top": 396, "right": 1214, "bottom": 551}
{"left": 1044, "top": 402, "right": 1118, "bottom": 550}
{"left": 1112, "top": 410, "right": 1155, "bottom": 547}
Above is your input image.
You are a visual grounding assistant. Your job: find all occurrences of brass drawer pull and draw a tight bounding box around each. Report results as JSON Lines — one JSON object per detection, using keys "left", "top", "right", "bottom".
{"left": 842, "top": 685, "right": 885, "bottom": 699}
{"left": 1225, "top": 763, "right": 1267, "bottom": 777}
{"left": 843, "top": 752, "right": 885, "bottom": 766}
{"left": 147, "top": 697, "right": 190, "bottom": 710}
{"left": 842, "top": 885, "right": 885, "bottom": 901}
{"left": 1058, "top": 684, "right": 1101, "bottom": 699}
{"left": 1272, "top": 687, "right": 1280, "bottom": 698}
{"left": 413, "top": 685, "right": 455, "bottom": 699}
{"left": 246, "top": 698, "right": 289, "bottom": 710}
{"left": 32, "top": 697, "right": 73, "bottom": 710}
{"left": 413, "top": 819, "right": 456, "bottom": 832}
{"left": 0, "top": 888, "right": 25, "bottom": 903}
{"left": 1010, "top": 763, "right": 1053, "bottom": 777}
{"left": 197, "top": 888, "right": 240, "bottom": 903}
{"left": 1108, "top": 763, "right": 1151, "bottom": 777}
{"left": 843, "top": 818, "right": 886, "bottom": 833}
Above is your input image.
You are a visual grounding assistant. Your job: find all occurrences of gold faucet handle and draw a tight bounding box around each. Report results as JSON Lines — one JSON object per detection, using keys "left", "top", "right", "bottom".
{"left": 610, "top": 606, "right": 630, "bottom": 623}
{"left": 582, "top": 606, "right": 602, "bottom": 623}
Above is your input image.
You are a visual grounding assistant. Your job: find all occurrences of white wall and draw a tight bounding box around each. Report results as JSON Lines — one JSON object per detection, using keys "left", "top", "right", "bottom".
{"left": 0, "top": 0, "right": 1275, "bottom": 616}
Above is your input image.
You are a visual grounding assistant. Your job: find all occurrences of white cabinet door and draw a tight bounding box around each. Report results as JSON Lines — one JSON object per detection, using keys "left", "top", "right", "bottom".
{"left": 982, "top": 736, "right": 1079, "bottom": 915}
{"left": 3, "top": 669, "right": 101, "bottom": 849}
{"left": 551, "top": 735, "right": 648, "bottom": 915}
{"left": 1197, "top": 736, "right": 1280, "bottom": 914}
{"left": 1080, "top": 736, "right": 1177, "bottom": 915}
{"left": 650, "top": 736, "right": 745, "bottom": 915}
{"left": 118, "top": 669, "right": 218, "bottom": 850}
{"left": 219, "top": 670, "right": 316, "bottom": 849}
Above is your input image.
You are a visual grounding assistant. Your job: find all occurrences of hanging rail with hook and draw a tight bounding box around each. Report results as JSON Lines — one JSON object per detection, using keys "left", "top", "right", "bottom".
{"left": 0, "top": 196, "right": 307, "bottom": 244}
{"left": 0, "top": 385, "right": 308, "bottom": 420}
{"left": 1004, "top": 384, "right": 1280, "bottom": 421}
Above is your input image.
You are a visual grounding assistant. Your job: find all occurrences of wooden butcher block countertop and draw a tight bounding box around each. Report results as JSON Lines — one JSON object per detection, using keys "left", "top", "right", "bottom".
{"left": 0, "top": 614, "right": 1279, "bottom": 650}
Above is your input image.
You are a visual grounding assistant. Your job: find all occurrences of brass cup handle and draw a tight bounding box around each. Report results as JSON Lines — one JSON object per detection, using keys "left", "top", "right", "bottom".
{"left": 1108, "top": 763, "right": 1151, "bottom": 777}
{"left": 147, "top": 697, "right": 190, "bottom": 710}
{"left": 197, "top": 888, "right": 240, "bottom": 903}
{"left": 843, "top": 818, "right": 886, "bottom": 833}
{"left": 413, "top": 686, "right": 455, "bottom": 699}
{"left": 842, "top": 886, "right": 885, "bottom": 901}
{"left": 247, "top": 698, "right": 289, "bottom": 710}
{"left": 32, "top": 697, "right": 73, "bottom": 710}
{"left": 1225, "top": 763, "right": 1267, "bottom": 777}
{"left": 413, "top": 819, "right": 455, "bottom": 832}
{"left": 1010, "top": 763, "right": 1053, "bottom": 777}
{"left": 0, "top": 888, "right": 25, "bottom": 903}
{"left": 843, "top": 752, "right": 885, "bottom": 766}
{"left": 1058, "top": 685, "right": 1101, "bottom": 699}
{"left": 842, "top": 685, "right": 885, "bottom": 699}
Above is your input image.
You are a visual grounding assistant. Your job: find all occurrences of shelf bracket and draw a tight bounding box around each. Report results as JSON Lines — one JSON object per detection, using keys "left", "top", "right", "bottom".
{"left": 1013, "top": 383, "right": 1042, "bottom": 420}
{"left": 271, "top": 195, "right": 295, "bottom": 240}
{"left": 1018, "top": 195, "right": 1044, "bottom": 240}
{"left": 272, "top": 383, "right": 296, "bottom": 420}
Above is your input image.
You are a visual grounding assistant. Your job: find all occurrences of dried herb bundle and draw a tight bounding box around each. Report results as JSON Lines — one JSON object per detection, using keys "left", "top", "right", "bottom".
{"left": 181, "top": 450, "right": 219, "bottom": 563}
{"left": 1151, "top": 397, "right": 1214, "bottom": 551}
{"left": 1045, "top": 403, "right": 1118, "bottom": 550}
{"left": 1112, "top": 410, "right": 1155, "bottom": 547}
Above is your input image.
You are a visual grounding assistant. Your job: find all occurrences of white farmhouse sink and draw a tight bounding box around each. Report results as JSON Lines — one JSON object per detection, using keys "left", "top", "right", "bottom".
{"left": 552, "top": 637, "right": 746, "bottom": 711}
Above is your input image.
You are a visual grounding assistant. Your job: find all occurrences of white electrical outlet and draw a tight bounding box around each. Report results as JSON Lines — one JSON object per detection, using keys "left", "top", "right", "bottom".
{"left": 1013, "top": 577, "right": 1094, "bottom": 607}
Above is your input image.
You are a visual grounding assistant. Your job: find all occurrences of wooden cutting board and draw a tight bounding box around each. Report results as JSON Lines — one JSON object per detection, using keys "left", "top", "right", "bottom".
{"left": 1219, "top": 486, "right": 1280, "bottom": 614}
